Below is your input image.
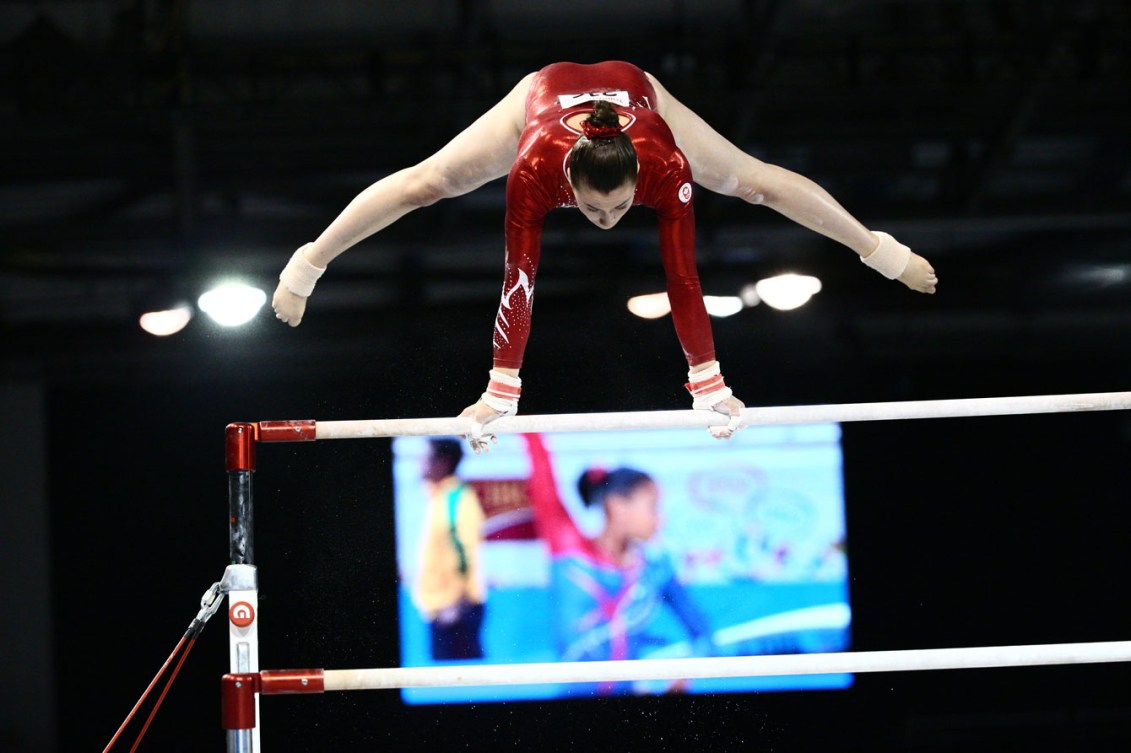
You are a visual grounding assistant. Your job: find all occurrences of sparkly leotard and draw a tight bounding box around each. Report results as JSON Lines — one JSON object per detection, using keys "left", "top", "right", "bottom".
{"left": 493, "top": 61, "right": 715, "bottom": 370}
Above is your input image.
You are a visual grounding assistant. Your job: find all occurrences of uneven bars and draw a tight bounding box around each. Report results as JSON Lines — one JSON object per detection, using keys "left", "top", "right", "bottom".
{"left": 259, "top": 641, "right": 1131, "bottom": 693}
{"left": 297, "top": 391, "right": 1131, "bottom": 440}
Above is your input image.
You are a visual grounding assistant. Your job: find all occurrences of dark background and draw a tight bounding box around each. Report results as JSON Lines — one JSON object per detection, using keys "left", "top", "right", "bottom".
{"left": 2, "top": 1, "right": 1130, "bottom": 751}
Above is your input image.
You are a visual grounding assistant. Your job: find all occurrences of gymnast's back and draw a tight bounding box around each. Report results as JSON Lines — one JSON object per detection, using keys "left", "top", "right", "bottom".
{"left": 523, "top": 61, "right": 661, "bottom": 119}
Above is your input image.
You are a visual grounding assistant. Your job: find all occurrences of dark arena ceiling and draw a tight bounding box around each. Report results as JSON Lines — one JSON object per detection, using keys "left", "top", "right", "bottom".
{"left": 1, "top": 0, "right": 1129, "bottom": 383}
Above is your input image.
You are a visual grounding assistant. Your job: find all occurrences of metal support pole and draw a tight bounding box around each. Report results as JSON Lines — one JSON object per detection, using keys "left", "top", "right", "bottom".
{"left": 226, "top": 423, "right": 256, "bottom": 565}
{"left": 220, "top": 673, "right": 259, "bottom": 753}
{"left": 228, "top": 471, "right": 254, "bottom": 565}
{"left": 224, "top": 424, "right": 261, "bottom": 752}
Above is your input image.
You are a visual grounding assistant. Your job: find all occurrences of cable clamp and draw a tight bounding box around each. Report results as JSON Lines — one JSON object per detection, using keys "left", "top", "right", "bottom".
{"left": 187, "top": 564, "right": 257, "bottom": 636}
{"left": 188, "top": 581, "right": 225, "bottom": 636}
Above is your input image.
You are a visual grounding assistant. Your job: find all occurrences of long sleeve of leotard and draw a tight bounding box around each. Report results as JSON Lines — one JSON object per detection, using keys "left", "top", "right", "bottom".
{"left": 492, "top": 160, "right": 548, "bottom": 369}
{"left": 522, "top": 433, "right": 587, "bottom": 555}
{"left": 656, "top": 203, "right": 715, "bottom": 367}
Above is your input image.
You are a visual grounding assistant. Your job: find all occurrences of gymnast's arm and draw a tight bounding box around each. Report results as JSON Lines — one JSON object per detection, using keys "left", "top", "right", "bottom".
{"left": 459, "top": 165, "right": 545, "bottom": 442}
{"left": 661, "top": 571, "right": 715, "bottom": 656}
{"left": 644, "top": 72, "right": 937, "bottom": 295}
{"left": 521, "top": 433, "right": 587, "bottom": 555}
{"left": 656, "top": 202, "right": 745, "bottom": 432}
{"left": 272, "top": 71, "right": 536, "bottom": 326}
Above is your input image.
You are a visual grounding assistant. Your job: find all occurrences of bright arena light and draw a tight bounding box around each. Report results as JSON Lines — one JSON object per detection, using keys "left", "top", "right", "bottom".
{"left": 703, "top": 295, "right": 744, "bottom": 318}
{"left": 626, "top": 292, "right": 672, "bottom": 319}
{"left": 138, "top": 304, "right": 194, "bottom": 336}
{"left": 629, "top": 293, "right": 747, "bottom": 319}
{"left": 739, "top": 283, "right": 761, "bottom": 307}
{"left": 754, "top": 274, "right": 823, "bottom": 311}
{"left": 198, "top": 283, "right": 267, "bottom": 327}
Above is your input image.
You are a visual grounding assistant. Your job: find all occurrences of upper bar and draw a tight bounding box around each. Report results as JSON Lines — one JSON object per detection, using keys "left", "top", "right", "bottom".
{"left": 308, "top": 391, "right": 1131, "bottom": 440}
{"left": 258, "top": 420, "right": 316, "bottom": 442}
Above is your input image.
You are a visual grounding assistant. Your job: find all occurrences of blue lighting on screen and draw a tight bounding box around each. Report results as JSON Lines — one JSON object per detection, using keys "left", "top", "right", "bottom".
{"left": 392, "top": 424, "right": 853, "bottom": 703}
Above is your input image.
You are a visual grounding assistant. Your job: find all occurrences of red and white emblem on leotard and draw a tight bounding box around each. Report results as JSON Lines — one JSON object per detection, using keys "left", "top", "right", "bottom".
{"left": 678, "top": 182, "right": 693, "bottom": 203}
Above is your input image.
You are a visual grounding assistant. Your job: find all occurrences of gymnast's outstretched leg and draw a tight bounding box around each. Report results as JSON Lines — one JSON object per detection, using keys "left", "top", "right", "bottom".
{"left": 272, "top": 72, "right": 537, "bottom": 325}
{"left": 645, "top": 72, "right": 937, "bottom": 294}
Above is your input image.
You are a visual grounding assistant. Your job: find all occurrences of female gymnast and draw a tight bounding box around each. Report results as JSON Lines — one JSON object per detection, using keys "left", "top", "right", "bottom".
{"left": 523, "top": 433, "right": 712, "bottom": 694}
{"left": 272, "top": 61, "right": 938, "bottom": 449}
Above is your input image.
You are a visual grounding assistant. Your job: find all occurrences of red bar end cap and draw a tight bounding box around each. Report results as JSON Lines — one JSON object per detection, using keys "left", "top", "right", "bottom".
{"left": 258, "top": 420, "right": 317, "bottom": 443}
{"left": 260, "top": 668, "right": 326, "bottom": 695}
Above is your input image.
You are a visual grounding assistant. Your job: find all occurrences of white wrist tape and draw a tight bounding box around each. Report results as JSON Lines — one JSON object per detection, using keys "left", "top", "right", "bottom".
{"left": 685, "top": 362, "right": 733, "bottom": 410}
{"left": 480, "top": 370, "right": 522, "bottom": 416}
{"left": 861, "top": 232, "right": 911, "bottom": 280}
{"left": 279, "top": 244, "right": 326, "bottom": 297}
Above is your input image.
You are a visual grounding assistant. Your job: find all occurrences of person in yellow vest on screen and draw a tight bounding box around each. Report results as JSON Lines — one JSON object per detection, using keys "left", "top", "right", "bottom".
{"left": 414, "top": 437, "right": 487, "bottom": 660}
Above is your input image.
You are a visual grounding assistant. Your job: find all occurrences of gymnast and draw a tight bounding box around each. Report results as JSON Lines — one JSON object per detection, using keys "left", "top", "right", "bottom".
{"left": 272, "top": 61, "right": 937, "bottom": 450}
{"left": 523, "top": 433, "right": 713, "bottom": 694}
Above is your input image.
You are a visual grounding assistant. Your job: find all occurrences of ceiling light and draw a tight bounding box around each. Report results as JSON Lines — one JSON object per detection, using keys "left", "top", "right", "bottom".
{"left": 739, "top": 284, "right": 761, "bottom": 307}
{"left": 703, "top": 295, "right": 744, "bottom": 318}
{"left": 198, "top": 282, "right": 267, "bottom": 327}
{"left": 138, "top": 303, "right": 193, "bottom": 336}
{"left": 627, "top": 292, "right": 671, "bottom": 319}
{"left": 1066, "top": 263, "right": 1131, "bottom": 286}
{"left": 754, "top": 274, "right": 822, "bottom": 311}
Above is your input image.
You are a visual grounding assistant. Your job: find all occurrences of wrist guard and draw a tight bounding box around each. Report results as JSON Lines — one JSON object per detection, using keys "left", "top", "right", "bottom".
{"left": 861, "top": 231, "right": 911, "bottom": 280}
{"left": 480, "top": 370, "right": 522, "bottom": 416}
{"left": 685, "top": 362, "right": 733, "bottom": 410}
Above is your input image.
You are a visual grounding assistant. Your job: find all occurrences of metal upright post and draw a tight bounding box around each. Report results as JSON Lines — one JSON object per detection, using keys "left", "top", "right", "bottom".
{"left": 224, "top": 423, "right": 261, "bottom": 752}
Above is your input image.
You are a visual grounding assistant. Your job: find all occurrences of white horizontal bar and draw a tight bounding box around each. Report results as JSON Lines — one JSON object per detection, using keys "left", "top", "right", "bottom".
{"left": 313, "top": 391, "right": 1131, "bottom": 439}
{"left": 321, "top": 641, "right": 1131, "bottom": 691}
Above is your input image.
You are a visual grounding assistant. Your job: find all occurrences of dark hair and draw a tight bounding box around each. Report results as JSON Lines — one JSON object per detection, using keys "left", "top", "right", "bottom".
{"left": 568, "top": 100, "right": 638, "bottom": 194}
{"left": 576, "top": 466, "right": 653, "bottom": 508}
{"left": 428, "top": 437, "right": 464, "bottom": 474}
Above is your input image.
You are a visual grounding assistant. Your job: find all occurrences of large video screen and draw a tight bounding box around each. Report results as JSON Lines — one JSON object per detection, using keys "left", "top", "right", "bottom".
{"left": 392, "top": 424, "right": 852, "bottom": 703}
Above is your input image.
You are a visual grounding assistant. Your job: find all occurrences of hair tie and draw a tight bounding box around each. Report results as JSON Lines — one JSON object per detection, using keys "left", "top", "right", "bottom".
{"left": 585, "top": 467, "right": 609, "bottom": 486}
{"left": 581, "top": 119, "right": 623, "bottom": 140}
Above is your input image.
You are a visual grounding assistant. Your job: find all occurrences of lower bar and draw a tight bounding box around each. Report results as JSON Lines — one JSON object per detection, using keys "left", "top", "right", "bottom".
{"left": 312, "top": 640, "right": 1131, "bottom": 692}
{"left": 261, "top": 669, "right": 325, "bottom": 694}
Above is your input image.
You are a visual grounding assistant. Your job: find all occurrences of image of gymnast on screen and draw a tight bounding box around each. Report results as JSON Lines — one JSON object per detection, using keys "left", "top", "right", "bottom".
{"left": 392, "top": 424, "right": 852, "bottom": 703}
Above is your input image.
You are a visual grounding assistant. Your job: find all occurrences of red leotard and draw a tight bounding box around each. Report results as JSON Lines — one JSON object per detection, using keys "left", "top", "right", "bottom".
{"left": 492, "top": 61, "right": 716, "bottom": 370}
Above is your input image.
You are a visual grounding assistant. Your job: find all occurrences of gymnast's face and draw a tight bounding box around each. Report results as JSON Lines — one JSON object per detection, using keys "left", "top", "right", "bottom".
{"left": 569, "top": 178, "right": 636, "bottom": 230}
{"left": 607, "top": 479, "right": 661, "bottom": 541}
